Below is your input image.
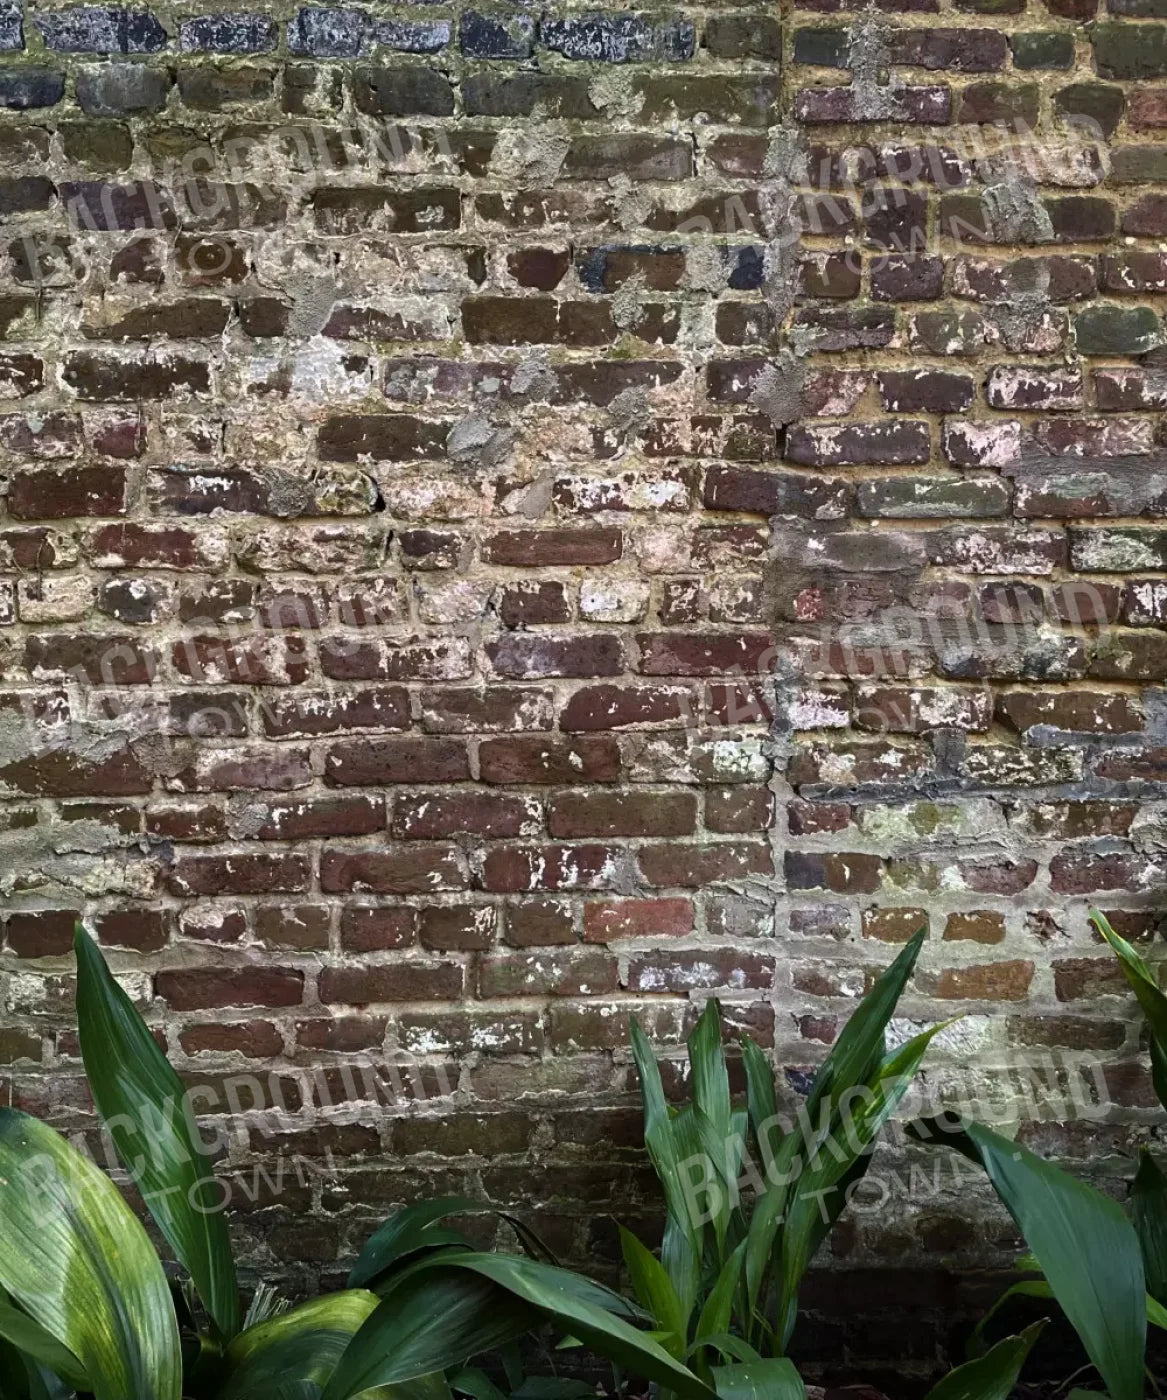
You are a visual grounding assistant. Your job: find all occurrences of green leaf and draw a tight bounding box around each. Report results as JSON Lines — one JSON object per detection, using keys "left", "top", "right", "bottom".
{"left": 694, "top": 1241, "right": 746, "bottom": 1359}
{"left": 924, "top": 1323, "right": 1045, "bottom": 1400}
{"left": 1091, "top": 910, "right": 1167, "bottom": 1110}
{"left": 968, "top": 1280, "right": 1054, "bottom": 1356}
{"left": 449, "top": 1368, "right": 509, "bottom": 1400}
{"left": 741, "top": 1038, "right": 781, "bottom": 1166}
{"left": 351, "top": 1198, "right": 556, "bottom": 1292}
{"left": 774, "top": 1021, "right": 946, "bottom": 1352}
{"left": 805, "top": 928, "right": 927, "bottom": 1122}
{"left": 74, "top": 924, "right": 240, "bottom": 1340}
{"left": 909, "top": 1116, "right": 1145, "bottom": 1400}
{"left": 349, "top": 1198, "right": 486, "bottom": 1289}
{"left": 0, "top": 1295, "right": 88, "bottom": 1391}
{"left": 324, "top": 1267, "right": 541, "bottom": 1400}
{"left": 0, "top": 1107, "right": 182, "bottom": 1400}
{"left": 220, "top": 1291, "right": 382, "bottom": 1398}
{"left": 744, "top": 932, "right": 927, "bottom": 1338}
{"left": 711, "top": 1358, "right": 803, "bottom": 1400}
{"left": 390, "top": 1253, "right": 718, "bottom": 1400}
{"left": 512, "top": 1382, "right": 598, "bottom": 1400}
{"left": 1132, "top": 1150, "right": 1167, "bottom": 1306}
{"left": 631, "top": 1021, "right": 700, "bottom": 1255}
{"left": 688, "top": 1001, "right": 731, "bottom": 1147}
{"left": 620, "top": 1227, "right": 687, "bottom": 1354}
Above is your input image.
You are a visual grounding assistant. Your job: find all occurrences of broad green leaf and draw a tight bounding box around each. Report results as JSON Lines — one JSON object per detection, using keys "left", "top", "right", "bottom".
{"left": 0, "top": 1108, "right": 182, "bottom": 1400}
{"left": 0, "top": 1294, "right": 88, "bottom": 1390}
{"left": 909, "top": 1116, "right": 1145, "bottom": 1400}
{"left": 1091, "top": 911, "right": 1167, "bottom": 1109}
{"left": 1132, "top": 1150, "right": 1167, "bottom": 1305}
{"left": 686, "top": 1334, "right": 762, "bottom": 1366}
{"left": 74, "top": 925, "right": 240, "bottom": 1339}
{"left": 968, "top": 1281, "right": 1054, "bottom": 1356}
{"left": 349, "top": 1198, "right": 485, "bottom": 1288}
{"left": 324, "top": 1268, "right": 541, "bottom": 1400}
{"left": 923, "top": 1322, "right": 1045, "bottom": 1400}
{"left": 449, "top": 1368, "right": 508, "bottom": 1400}
{"left": 712, "top": 1358, "right": 803, "bottom": 1400}
{"left": 620, "top": 1227, "right": 687, "bottom": 1354}
{"left": 351, "top": 1198, "right": 558, "bottom": 1292}
{"left": 1148, "top": 1294, "right": 1167, "bottom": 1330}
{"left": 220, "top": 1291, "right": 381, "bottom": 1398}
{"left": 389, "top": 1253, "right": 719, "bottom": 1400}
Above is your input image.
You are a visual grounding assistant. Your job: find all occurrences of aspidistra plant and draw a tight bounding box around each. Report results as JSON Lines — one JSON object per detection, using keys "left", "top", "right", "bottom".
{"left": 0, "top": 928, "right": 718, "bottom": 1400}
{"left": 621, "top": 933, "right": 946, "bottom": 1381}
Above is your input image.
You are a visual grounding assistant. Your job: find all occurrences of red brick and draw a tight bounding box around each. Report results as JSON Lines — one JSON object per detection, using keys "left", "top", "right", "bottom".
{"left": 157, "top": 968, "right": 305, "bottom": 1010}
{"left": 320, "top": 847, "right": 467, "bottom": 895}
{"left": 479, "top": 736, "right": 621, "bottom": 784}
{"left": 548, "top": 791, "right": 696, "bottom": 838}
{"left": 583, "top": 898, "right": 694, "bottom": 942}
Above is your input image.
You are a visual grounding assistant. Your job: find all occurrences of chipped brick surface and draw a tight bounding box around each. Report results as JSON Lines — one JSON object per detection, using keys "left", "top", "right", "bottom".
{"left": 0, "top": 0, "right": 1164, "bottom": 1375}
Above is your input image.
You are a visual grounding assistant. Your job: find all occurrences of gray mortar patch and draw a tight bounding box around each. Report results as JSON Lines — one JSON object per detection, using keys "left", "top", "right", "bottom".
{"left": 447, "top": 413, "right": 515, "bottom": 468}
{"left": 750, "top": 352, "right": 807, "bottom": 428}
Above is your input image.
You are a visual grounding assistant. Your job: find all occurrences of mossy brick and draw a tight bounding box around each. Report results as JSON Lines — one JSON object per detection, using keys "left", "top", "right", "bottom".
{"left": 59, "top": 121, "right": 134, "bottom": 169}
{"left": 1092, "top": 21, "right": 1167, "bottom": 77}
{"left": 1074, "top": 304, "right": 1163, "bottom": 355}
{"left": 0, "top": 178, "right": 55, "bottom": 215}
{"left": 1110, "top": 146, "right": 1167, "bottom": 182}
{"left": 636, "top": 75, "right": 781, "bottom": 126}
{"left": 0, "top": 68, "right": 66, "bottom": 109}
{"left": 1109, "top": 0, "right": 1167, "bottom": 14}
{"left": 179, "top": 13, "right": 276, "bottom": 52}
{"left": 704, "top": 15, "right": 781, "bottom": 59}
{"left": 793, "top": 26, "right": 848, "bottom": 65}
{"left": 1054, "top": 82, "right": 1126, "bottom": 138}
{"left": 957, "top": 82, "right": 1039, "bottom": 126}
{"left": 75, "top": 63, "right": 172, "bottom": 116}
{"left": 1045, "top": 196, "right": 1116, "bottom": 242}
{"left": 857, "top": 477, "right": 1011, "bottom": 518}
{"left": 352, "top": 65, "right": 455, "bottom": 117}
{"left": 1012, "top": 31, "right": 1074, "bottom": 68}
{"left": 462, "top": 72, "right": 595, "bottom": 118}
{"left": 176, "top": 65, "right": 275, "bottom": 109}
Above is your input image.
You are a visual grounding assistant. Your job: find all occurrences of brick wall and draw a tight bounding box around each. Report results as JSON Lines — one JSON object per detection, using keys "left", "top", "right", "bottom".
{"left": 0, "top": 0, "right": 1164, "bottom": 1378}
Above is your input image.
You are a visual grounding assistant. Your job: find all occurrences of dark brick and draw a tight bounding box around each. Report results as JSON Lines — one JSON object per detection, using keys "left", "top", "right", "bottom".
{"left": 1092, "top": 21, "right": 1167, "bottom": 78}
{"left": 289, "top": 6, "right": 366, "bottom": 57}
{"left": 0, "top": 68, "right": 66, "bottom": 109}
{"left": 1012, "top": 31, "right": 1074, "bottom": 68}
{"left": 36, "top": 7, "right": 165, "bottom": 52}
{"left": 76, "top": 64, "right": 171, "bottom": 116}
{"left": 460, "top": 10, "right": 534, "bottom": 57}
{"left": 180, "top": 12, "right": 275, "bottom": 51}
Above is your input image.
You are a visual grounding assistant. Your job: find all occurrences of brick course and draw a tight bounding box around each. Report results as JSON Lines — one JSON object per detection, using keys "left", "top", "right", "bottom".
{"left": 0, "top": 0, "right": 1163, "bottom": 1376}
